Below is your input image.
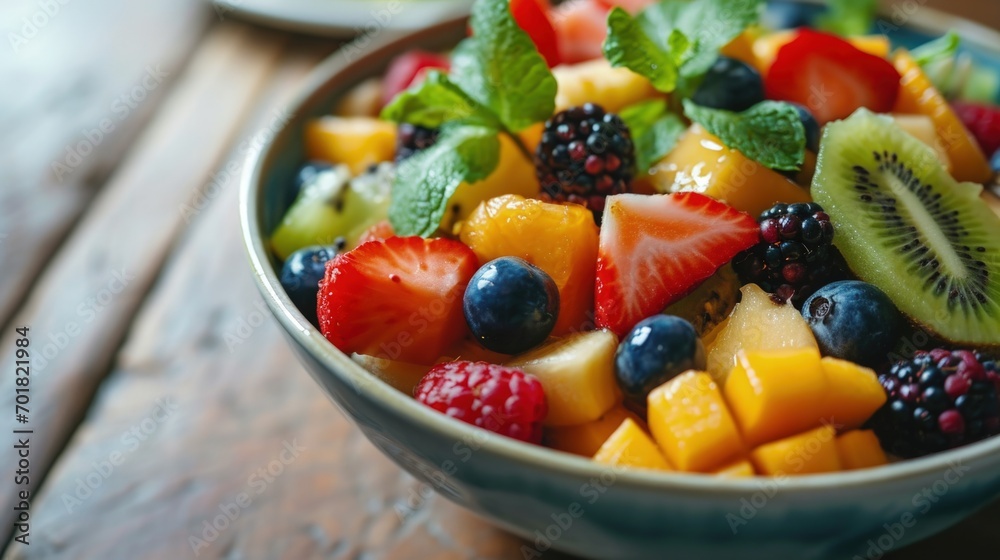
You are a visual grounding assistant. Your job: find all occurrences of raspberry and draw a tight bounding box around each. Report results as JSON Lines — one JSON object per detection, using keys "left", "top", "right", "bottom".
{"left": 732, "top": 202, "right": 849, "bottom": 307}
{"left": 396, "top": 123, "right": 440, "bottom": 161}
{"left": 871, "top": 350, "right": 1000, "bottom": 458}
{"left": 414, "top": 361, "right": 547, "bottom": 443}
{"left": 952, "top": 102, "right": 1000, "bottom": 158}
{"left": 534, "top": 104, "right": 635, "bottom": 219}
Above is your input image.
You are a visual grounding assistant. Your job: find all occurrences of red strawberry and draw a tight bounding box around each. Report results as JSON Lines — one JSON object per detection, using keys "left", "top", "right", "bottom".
{"left": 381, "top": 51, "right": 451, "bottom": 107}
{"left": 317, "top": 236, "right": 479, "bottom": 364}
{"left": 551, "top": 0, "right": 609, "bottom": 65}
{"left": 511, "top": 0, "right": 561, "bottom": 67}
{"left": 952, "top": 102, "right": 1000, "bottom": 158}
{"left": 595, "top": 192, "right": 759, "bottom": 336}
{"left": 357, "top": 220, "right": 395, "bottom": 245}
{"left": 766, "top": 29, "right": 901, "bottom": 124}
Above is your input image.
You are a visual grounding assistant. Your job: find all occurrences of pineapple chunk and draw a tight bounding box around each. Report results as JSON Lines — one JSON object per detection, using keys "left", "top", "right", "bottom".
{"left": 553, "top": 59, "right": 660, "bottom": 114}
{"left": 892, "top": 114, "right": 952, "bottom": 172}
{"left": 593, "top": 418, "right": 672, "bottom": 471}
{"left": 508, "top": 330, "right": 620, "bottom": 426}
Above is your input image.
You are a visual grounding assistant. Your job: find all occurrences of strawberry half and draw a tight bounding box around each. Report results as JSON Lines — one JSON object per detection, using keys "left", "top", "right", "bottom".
{"left": 381, "top": 51, "right": 451, "bottom": 107}
{"left": 595, "top": 192, "right": 759, "bottom": 336}
{"left": 511, "top": 0, "right": 561, "bottom": 67}
{"left": 317, "top": 236, "right": 479, "bottom": 364}
{"left": 766, "top": 29, "right": 901, "bottom": 124}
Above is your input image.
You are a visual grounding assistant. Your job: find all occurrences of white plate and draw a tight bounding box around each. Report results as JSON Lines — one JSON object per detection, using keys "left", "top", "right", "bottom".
{"left": 213, "top": 0, "right": 474, "bottom": 37}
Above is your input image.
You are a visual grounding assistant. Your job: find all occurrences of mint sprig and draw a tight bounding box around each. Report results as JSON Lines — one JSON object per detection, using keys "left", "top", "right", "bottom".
{"left": 620, "top": 100, "right": 685, "bottom": 174}
{"left": 912, "top": 31, "right": 961, "bottom": 67}
{"left": 817, "top": 0, "right": 877, "bottom": 37}
{"left": 683, "top": 99, "right": 806, "bottom": 171}
{"left": 382, "top": 0, "right": 557, "bottom": 237}
{"left": 603, "top": 0, "right": 762, "bottom": 94}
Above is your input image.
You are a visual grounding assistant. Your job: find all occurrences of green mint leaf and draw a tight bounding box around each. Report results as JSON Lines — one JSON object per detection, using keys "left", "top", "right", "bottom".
{"left": 638, "top": 0, "right": 763, "bottom": 79}
{"left": 380, "top": 71, "right": 498, "bottom": 129}
{"left": 817, "top": 0, "right": 877, "bottom": 37}
{"left": 683, "top": 99, "right": 805, "bottom": 171}
{"left": 620, "top": 100, "right": 685, "bottom": 174}
{"left": 912, "top": 31, "right": 961, "bottom": 67}
{"left": 388, "top": 124, "right": 500, "bottom": 237}
{"left": 449, "top": 0, "right": 557, "bottom": 132}
{"left": 602, "top": 7, "right": 683, "bottom": 93}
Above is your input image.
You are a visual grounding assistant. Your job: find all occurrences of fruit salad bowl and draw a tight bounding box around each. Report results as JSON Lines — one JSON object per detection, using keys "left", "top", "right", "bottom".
{"left": 241, "top": 1, "right": 1000, "bottom": 558}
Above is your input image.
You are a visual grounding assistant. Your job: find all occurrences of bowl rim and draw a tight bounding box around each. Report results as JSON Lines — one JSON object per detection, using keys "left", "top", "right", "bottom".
{"left": 240, "top": 3, "right": 1000, "bottom": 496}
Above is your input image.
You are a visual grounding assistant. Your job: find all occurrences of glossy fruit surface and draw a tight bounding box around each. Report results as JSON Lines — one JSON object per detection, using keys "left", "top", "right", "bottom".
{"left": 614, "top": 315, "right": 706, "bottom": 402}
{"left": 801, "top": 281, "right": 904, "bottom": 369}
{"left": 279, "top": 245, "right": 339, "bottom": 326}
{"left": 510, "top": 0, "right": 561, "bottom": 67}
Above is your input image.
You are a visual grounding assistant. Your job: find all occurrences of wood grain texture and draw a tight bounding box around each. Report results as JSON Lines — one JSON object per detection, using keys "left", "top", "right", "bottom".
{"left": 0, "top": 0, "right": 209, "bottom": 328}
{"left": 0, "top": 22, "right": 290, "bottom": 547}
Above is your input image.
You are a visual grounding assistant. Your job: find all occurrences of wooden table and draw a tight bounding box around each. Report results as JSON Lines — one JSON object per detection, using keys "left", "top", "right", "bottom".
{"left": 1, "top": 1, "right": 998, "bottom": 558}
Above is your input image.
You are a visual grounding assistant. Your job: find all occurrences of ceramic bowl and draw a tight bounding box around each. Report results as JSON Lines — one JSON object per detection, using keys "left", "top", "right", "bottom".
{"left": 240, "top": 3, "right": 1000, "bottom": 558}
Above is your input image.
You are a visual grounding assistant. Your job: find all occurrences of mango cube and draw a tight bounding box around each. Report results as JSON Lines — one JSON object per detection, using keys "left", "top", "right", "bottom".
{"left": 819, "top": 358, "right": 888, "bottom": 430}
{"left": 508, "top": 330, "right": 620, "bottom": 426}
{"left": 648, "top": 125, "right": 812, "bottom": 218}
{"left": 724, "top": 348, "right": 828, "bottom": 447}
{"left": 714, "top": 459, "right": 756, "bottom": 478}
{"left": 593, "top": 419, "right": 672, "bottom": 471}
{"left": 305, "top": 117, "right": 396, "bottom": 175}
{"left": 836, "top": 430, "right": 889, "bottom": 471}
{"left": 647, "top": 371, "right": 745, "bottom": 472}
{"left": 750, "top": 425, "right": 842, "bottom": 476}
{"left": 546, "top": 406, "right": 642, "bottom": 457}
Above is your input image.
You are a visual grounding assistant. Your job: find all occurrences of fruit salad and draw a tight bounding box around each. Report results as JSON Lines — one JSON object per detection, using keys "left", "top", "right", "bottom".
{"left": 272, "top": 0, "right": 1000, "bottom": 477}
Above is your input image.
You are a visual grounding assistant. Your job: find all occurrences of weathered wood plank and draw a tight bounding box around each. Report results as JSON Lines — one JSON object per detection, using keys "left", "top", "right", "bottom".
{"left": 0, "top": 0, "right": 210, "bottom": 327}
{"left": 0, "top": 22, "right": 291, "bottom": 548}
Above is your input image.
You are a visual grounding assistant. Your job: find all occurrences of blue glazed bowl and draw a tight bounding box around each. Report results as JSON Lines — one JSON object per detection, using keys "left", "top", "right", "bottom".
{"left": 240, "top": 3, "right": 1000, "bottom": 558}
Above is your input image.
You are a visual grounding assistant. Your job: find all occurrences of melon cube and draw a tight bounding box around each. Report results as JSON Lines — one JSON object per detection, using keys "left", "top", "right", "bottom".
{"left": 545, "top": 406, "right": 642, "bottom": 457}
{"left": 750, "top": 425, "right": 842, "bottom": 476}
{"left": 593, "top": 418, "right": 672, "bottom": 471}
{"left": 836, "top": 430, "right": 888, "bottom": 470}
{"left": 724, "top": 348, "right": 828, "bottom": 447}
{"left": 820, "top": 357, "right": 887, "bottom": 430}
{"left": 647, "top": 371, "right": 745, "bottom": 472}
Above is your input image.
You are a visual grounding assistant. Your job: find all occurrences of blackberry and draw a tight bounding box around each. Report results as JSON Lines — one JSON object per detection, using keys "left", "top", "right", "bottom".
{"left": 732, "top": 202, "right": 848, "bottom": 307}
{"left": 395, "top": 123, "right": 439, "bottom": 161}
{"left": 535, "top": 104, "right": 635, "bottom": 219}
{"left": 872, "top": 350, "right": 1000, "bottom": 458}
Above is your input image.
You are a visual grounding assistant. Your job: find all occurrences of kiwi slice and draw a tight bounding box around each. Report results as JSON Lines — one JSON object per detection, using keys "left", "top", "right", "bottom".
{"left": 812, "top": 109, "right": 1000, "bottom": 346}
{"left": 662, "top": 264, "right": 741, "bottom": 336}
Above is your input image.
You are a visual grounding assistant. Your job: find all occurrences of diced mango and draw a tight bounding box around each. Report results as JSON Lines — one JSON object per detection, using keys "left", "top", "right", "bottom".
{"left": 461, "top": 195, "right": 599, "bottom": 336}
{"left": 836, "top": 430, "right": 889, "bottom": 470}
{"left": 750, "top": 425, "right": 842, "bottom": 476}
{"left": 723, "top": 348, "right": 828, "bottom": 447}
{"left": 508, "top": 330, "right": 621, "bottom": 426}
{"left": 445, "top": 134, "right": 540, "bottom": 230}
{"left": 648, "top": 125, "right": 812, "bottom": 218}
{"left": 714, "top": 459, "right": 756, "bottom": 478}
{"left": 305, "top": 116, "right": 396, "bottom": 175}
{"left": 554, "top": 59, "right": 661, "bottom": 114}
{"left": 720, "top": 30, "right": 758, "bottom": 67}
{"left": 706, "top": 284, "right": 818, "bottom": 384}
{"left": 819, "top": 358, "right": 887, "bottom": 430}
{"left": 546, "top": 406, "right": 642, "bottom": 457}
{"left": 892, "top": 50, "right": 992, "bottom": 184}
{"left": 753, "top": 31, "right": 891, "bottom": 75}
{"left": 647, "top": 371, "right": 745, "bottom": 472}
{"left": 593, "top": 418, "right": 673, "bottom": 471}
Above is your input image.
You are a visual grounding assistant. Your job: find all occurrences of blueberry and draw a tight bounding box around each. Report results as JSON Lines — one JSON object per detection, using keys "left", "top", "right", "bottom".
{"left": 280, "top": 245, "right": 339, "bottom": 326}
{"left": 290, "top": 161, "right": 334, "bottom": 201}
{"left": 765, "top": 1, "right": 813, "bottom": 29}
{"left": 614, "top": 315, "right": 706, "bottom": 402}
{"left": 991, "top": 148, "right": 1000, "bottom": 172}
{"left": 801, "top": 281, "right": 905, "bottom": 368}
{"left": 691, "top": 56, "right": 765, "bottom": 113}
{"left": 790, "top": 103, "right": 821, "bottom": 152}
{"left": 463, "top": 257, "right": 559, "bottom": 355}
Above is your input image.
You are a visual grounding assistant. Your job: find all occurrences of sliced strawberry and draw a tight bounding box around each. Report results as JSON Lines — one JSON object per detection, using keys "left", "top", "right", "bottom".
{"left": 595, "top": 193, "right": 759, "bottom": 336}
{"left": 511, "top": 0, "right": 561, "bottom": 67}
{"left": 593, "top": 0, "right": 657, "bottom": 12}
{"left": 381, "top": 51, "right": 451, "bottom": 107}
{"left": 952, "top": 102, "right": 1000, "bottom": 158}
{"left": 766, "top": 29, "right": 901, "bottom": 124}
{"left": 357, "top": 220, "right": 395, "bottom": 245}
{"left": 318, "top": 236, "right": 479, "bottom": 364}
{"left": 551, "top": 0, "right": 609, "bottom": 65}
